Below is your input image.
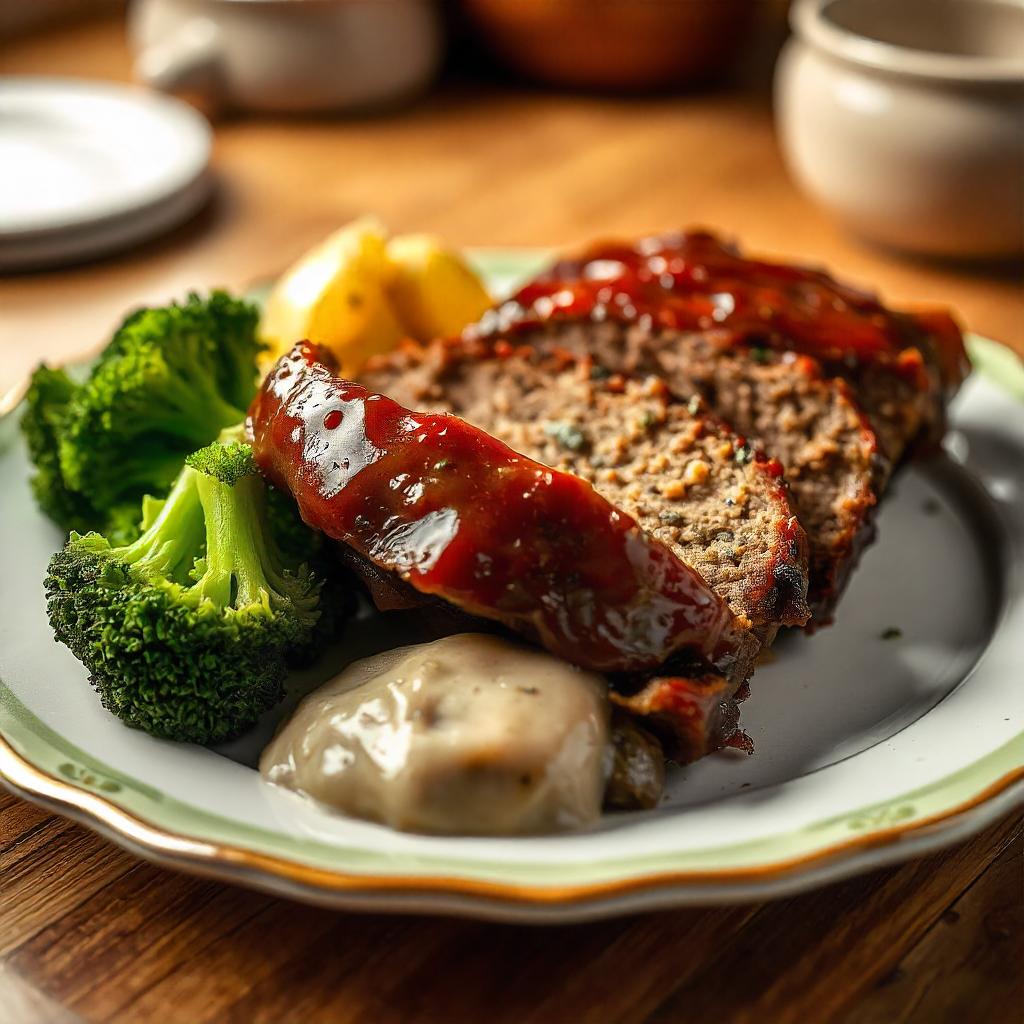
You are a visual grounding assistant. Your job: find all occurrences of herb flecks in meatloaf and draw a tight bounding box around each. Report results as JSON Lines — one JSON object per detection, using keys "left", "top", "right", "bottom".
{"left": 361, "top": 342, "right": 811, "bottom": 636}
{"left": 464, "top": 319, "right": 883, "bottom": 623}
{"left": 478, "top": 229, "right": 968, "bottom": 622}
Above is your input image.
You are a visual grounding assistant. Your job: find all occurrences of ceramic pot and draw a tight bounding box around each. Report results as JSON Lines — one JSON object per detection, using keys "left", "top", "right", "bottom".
{"left": 462, "top": 0, "right": 757, "bottom": 91}
{"left": 129, "top": 0, "right": 443, "bottom": 114}
{"left": 775, "top": 0, "right": 1024, "bottom": 258}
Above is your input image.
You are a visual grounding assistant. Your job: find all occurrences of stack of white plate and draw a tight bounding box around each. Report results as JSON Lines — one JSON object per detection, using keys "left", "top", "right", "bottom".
{"left": 0, "top": 77, "right": 213, "bottom": 271}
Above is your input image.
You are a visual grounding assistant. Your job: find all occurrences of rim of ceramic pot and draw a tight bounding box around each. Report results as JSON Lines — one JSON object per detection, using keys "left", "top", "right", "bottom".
{"left": 791, "top": 0, "right": 1024, "bottom": 84}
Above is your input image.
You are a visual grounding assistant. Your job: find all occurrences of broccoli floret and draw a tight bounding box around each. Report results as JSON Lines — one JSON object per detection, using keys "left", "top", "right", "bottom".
{"left": 265, "top": 485, "right": 323, "bottom": 565}
{"left": 21, "top": 292, "right": 262, "bottom": 535}
{"left": 20, "top": 365, "right": 96, "bottom": 533}
{"left": 58, "top": 292, "right": 261, "bottom": 510}
{"left": 263, "top": 483, "right": 358, "bottom": 662}
{"left": 45, "top": 440, "right": 323, "bottom": 744}
{"left": 186, "top": 437, "right": 257, "bottom": 485}
{"left": 21, "top": 362, "right": 146, "bottom": 543}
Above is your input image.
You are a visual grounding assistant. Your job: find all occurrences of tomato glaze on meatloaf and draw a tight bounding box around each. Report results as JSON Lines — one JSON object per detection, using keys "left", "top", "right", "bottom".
{"left": 469, "top": 230, "right": 968, "bottom": 622}
{"left": 361, "top": 338, "right": 811, "bottom": 641}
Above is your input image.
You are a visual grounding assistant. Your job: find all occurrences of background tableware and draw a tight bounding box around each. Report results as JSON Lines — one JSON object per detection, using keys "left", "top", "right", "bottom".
{"left": 0, "top": 77, "right": 212, "bottom": 272}
{"left": 129, "top": 0, "right": 443, "bottom": 113}
{"left": 775, "top": 0, "right": 1024, "bottom": 258}
{"left": 460, "top": 0, "right": 757, "bottom": 91}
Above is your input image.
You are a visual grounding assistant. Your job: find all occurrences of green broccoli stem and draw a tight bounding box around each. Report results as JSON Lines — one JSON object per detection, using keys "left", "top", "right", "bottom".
{"left": 192, "top": 469, "right": 288, "bottom": 610}
{"left": 119, "top": 467, "right": 205, "bottom": 583}
{"left": 148, "top": 373, "right": 246, "bottom": 446}
{"left": 95, "top": 448, "right": 195, "bottom": 498}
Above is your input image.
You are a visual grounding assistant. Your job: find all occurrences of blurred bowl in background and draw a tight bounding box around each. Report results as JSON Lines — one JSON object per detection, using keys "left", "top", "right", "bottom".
{"left": 776, "top": 0, "right": 1024, "bottom": 259}
{"left": 461, "top": 0, "right": 757, "bottom": 91}
{"left": 130, "top": 0, "right": 443, "bottom": 114}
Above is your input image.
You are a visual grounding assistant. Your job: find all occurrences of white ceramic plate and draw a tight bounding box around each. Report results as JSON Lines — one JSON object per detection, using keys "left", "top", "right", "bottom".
{"left": 0, "top": 78, "right": 212, "bottom": 270}
{"left": 1, "top": 251, "right": 1022, "bottom": 922}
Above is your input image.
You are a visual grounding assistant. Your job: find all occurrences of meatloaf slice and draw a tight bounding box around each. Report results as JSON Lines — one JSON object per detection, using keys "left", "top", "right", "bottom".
{"left": 361, "top": 340, "right": 811, "bottom": 637}
{"left": 521, "top": 229, "right": 969, "bottom": 464}
{"left": 482, "top": 230, "right": 968, "bottom": 621}
{"left": 254, "top": 342, "right": 763, "bottom": 764}
{"left": 475, "top": 320, "right": 881, "bottom": 622}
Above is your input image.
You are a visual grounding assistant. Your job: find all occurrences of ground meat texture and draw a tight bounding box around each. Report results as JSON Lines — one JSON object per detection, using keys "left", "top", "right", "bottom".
{"left": 514, "top": 229, "right": 967, "bottom": 469}
{"left": 849, "top": 359, "right": 937, "bottom": 464}
{"left": 602, "top": 326, "right": 883, "bottom": 622}
{"left": 483, "top": 232, "right": 969, "bottom": 623}
{"left": 361, "top": 344, "right": 811, "bottom": 636}
{"left": 460, "top": 320, "right": 883, "bottom": 623}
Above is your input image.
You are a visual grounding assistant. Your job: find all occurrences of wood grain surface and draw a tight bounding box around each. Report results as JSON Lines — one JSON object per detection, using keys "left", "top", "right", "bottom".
{"left": 1, "top": 14, "right": 1022, "bottom": 1024}
{"left": 2, "top": 784, "right": 1021, "bottom": 1024}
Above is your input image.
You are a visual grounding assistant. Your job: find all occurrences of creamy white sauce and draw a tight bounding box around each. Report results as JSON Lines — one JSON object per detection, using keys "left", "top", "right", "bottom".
{"left": 260, "top": 633, "right": 611, "bottom": 835}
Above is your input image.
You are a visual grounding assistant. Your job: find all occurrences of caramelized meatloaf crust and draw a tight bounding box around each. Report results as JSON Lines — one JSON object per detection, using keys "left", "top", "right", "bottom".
{"left": 470, "top": 232, "right": 968, "bottom": 621}
{"left": 256, "top": 342, "right": 770, "bottom": 764}
{"left": 472, "top": 320, "right": 881, "bottom": 621}
{"left": 361, "top": 340, "right": 811, "bottom": 638}
{"left": 521, "top": 230, "right": 969, "bottom": 464}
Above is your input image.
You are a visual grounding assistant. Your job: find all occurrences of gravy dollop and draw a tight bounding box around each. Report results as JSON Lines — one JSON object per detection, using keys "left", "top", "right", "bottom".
{"left": 260, "top": 633, "right": 610, "bottom": 835}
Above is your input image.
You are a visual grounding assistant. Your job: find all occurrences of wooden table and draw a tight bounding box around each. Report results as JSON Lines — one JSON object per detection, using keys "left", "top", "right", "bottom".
{"left": 2, "top": 16, "right": 1022, "bottom": 1023}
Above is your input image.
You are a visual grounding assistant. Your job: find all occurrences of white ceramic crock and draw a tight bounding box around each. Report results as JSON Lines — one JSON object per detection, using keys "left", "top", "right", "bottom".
{"left": 775, "top": 0, "right": 1024, "bottom": 258}
{"left": 129, "top": 0, "right": 443, "bottom": 114}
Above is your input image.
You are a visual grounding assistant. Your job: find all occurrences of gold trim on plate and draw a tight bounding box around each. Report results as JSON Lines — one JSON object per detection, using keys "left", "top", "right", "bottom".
{"left": 2, "top": 733, "right": 1023, "bottom": 908}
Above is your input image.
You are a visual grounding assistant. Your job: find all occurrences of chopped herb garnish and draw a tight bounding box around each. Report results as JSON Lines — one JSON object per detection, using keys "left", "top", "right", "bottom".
{"left": 659, "top": 511, "right": 686, "bottom": 525}
{"left": 433, "top": 458, "right": 452, "bottom": 471}
{"left": 589, "top": 364, "right": 612, "bottom": 380}
{"left": 543, "top": 420, "right": 588, "bottom": 452}
{"left": 749, "top": 346, "right": 771, "bottom": 363}
{"left": 881, "top": 627, "right": 903, "bottom": 640}
{"left": 734, "top": 444, "right": 753, "bottom": 465}
{"left": 638, "top": 410, "right": 657, "bottom": 430}
{"left": 687, "top": 395, "right": 702, "bottom": 415}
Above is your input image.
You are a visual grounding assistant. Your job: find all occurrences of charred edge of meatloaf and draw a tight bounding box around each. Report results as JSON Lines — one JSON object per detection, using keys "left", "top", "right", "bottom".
{"left": 513, "top": 232, "right": 968, "bottom": 463}
{"left": 361, "top": 342, "right": 811, "bottom": 634}
{"left": 608, "top": 654, "right": 744, "bottom": 765}
{"left": 452, "top": 318, "right": 881, "bottom": 624}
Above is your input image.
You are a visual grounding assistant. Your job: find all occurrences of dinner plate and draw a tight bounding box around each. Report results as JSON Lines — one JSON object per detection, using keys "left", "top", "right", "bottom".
{"left": 1, "top": 251, "right": 1022, "bottom": 923}
{"left": 0, "top": 78, "right": 212, "bottom": 271}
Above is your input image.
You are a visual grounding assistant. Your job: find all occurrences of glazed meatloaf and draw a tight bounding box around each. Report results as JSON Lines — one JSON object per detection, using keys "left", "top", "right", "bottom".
{"left": 361, "top": 341, "right": 811, "bottom": 640}
{"left": 253, "top": 342, "right": 767, "bottom": 763}
{"left": 520, "top": 230, "right": 969, "bottom": 461}
{"left": 464, "top": 321, "right": 878, "bottom": 621}
{"left": 467, "top": 230, "right": 969, "bottom": 620}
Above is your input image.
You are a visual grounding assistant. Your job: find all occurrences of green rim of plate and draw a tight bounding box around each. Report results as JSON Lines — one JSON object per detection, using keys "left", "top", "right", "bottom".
{"left": 2, "top": 249, "right": 1023, "bottom": 891}
{"left": 2, "top": 685, "right": 1022, "bottom": 885}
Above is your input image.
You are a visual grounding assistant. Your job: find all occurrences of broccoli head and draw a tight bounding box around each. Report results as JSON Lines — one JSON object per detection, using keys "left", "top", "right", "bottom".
{"left": 45, "top": 439, "right": 323, "bottom": 744}
{"left": 21, "top": 364, "right": 144, "bottom": 544}
{"left": 21, "top": 366, "right": 94, "bottom": 530}
{"left": 21, "top": 291, "right": 262, "bottom": 535}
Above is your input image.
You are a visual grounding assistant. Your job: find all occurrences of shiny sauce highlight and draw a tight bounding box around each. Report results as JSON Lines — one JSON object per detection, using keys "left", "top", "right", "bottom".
{"left": 479, "top": 230, "right": 967, "bottom": 393}
{"left": 248, "top": 343, "right": 745, "bottom": 674}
